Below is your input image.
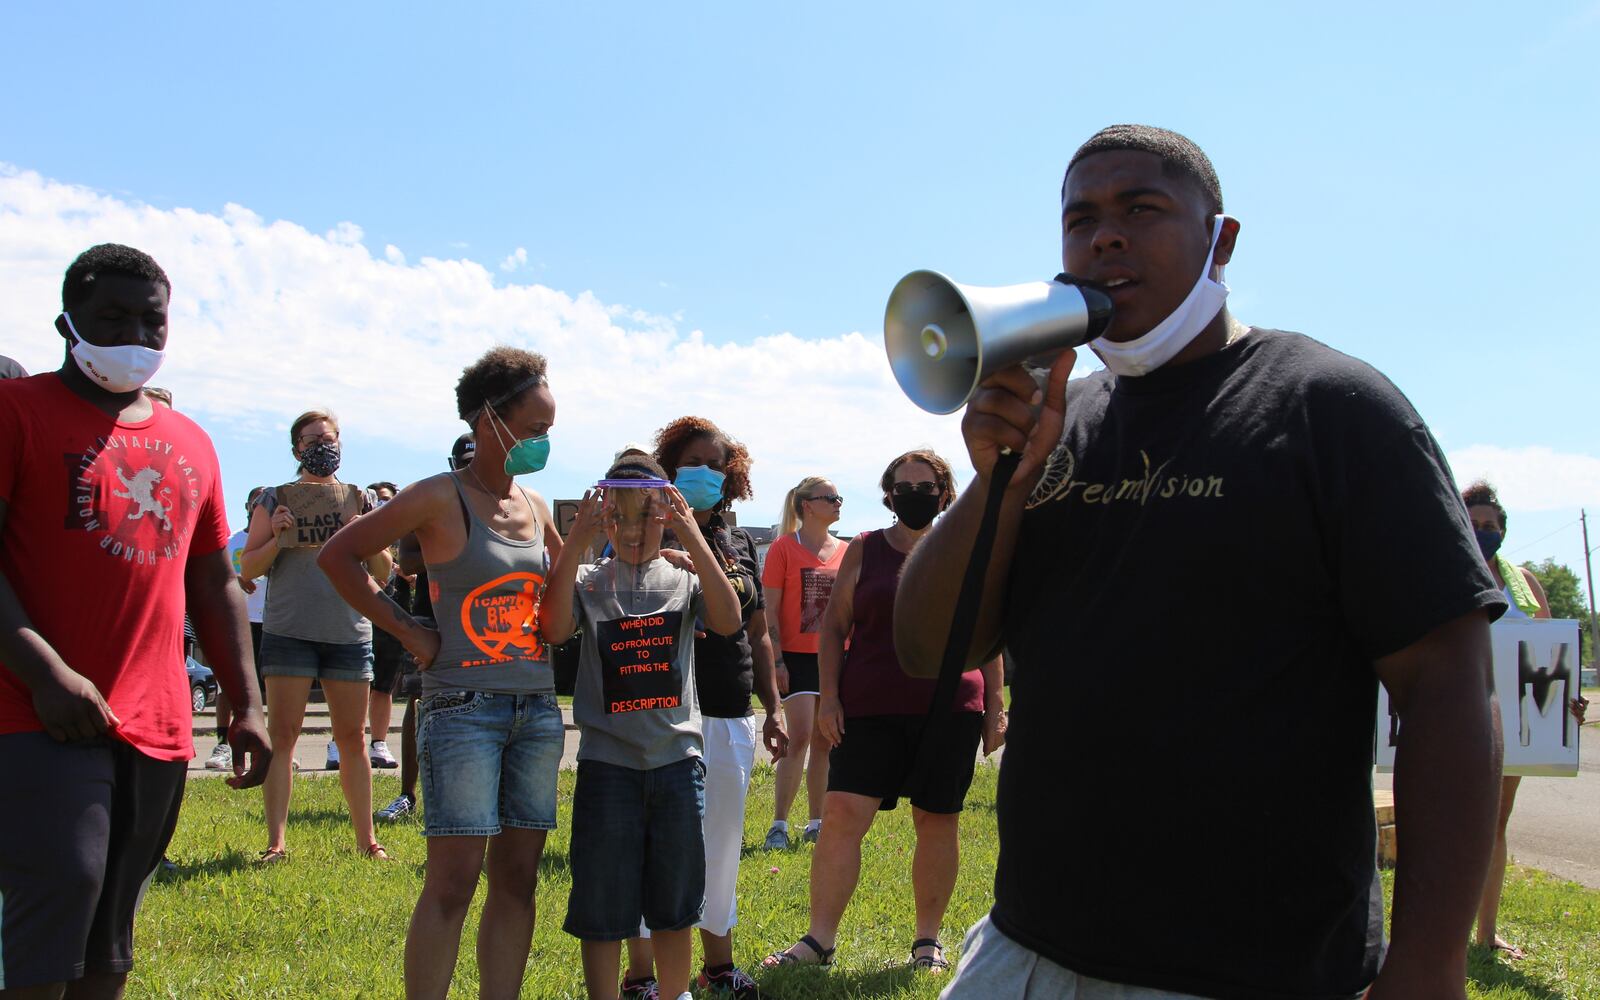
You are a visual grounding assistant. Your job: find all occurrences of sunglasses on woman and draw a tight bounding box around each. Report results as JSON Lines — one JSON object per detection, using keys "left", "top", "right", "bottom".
{"left": 806, "top": 494, "right": 844, "bottom": 506}
{"left": 891, "top": 481, "right": 940, "bottom": 496}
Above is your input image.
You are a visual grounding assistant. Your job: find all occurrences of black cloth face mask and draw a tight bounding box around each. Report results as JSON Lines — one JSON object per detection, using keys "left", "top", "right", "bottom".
{"left": 891, "top": 492, "right": 941, "bottom": 530}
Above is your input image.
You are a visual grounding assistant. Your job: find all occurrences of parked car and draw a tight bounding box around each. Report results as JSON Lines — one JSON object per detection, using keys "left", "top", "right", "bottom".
{"left": 186, "top": 657, "right": 218, "bottom": 713}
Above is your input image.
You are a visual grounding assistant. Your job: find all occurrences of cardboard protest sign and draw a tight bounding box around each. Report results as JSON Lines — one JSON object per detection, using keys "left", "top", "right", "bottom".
{"left": 597, "top": 611, "right": 684, "bottom": 714}
{"left": 1377, "top": 618, "right": 1582, "bottom": 776}
{"left": 275, "top": 482, "right": 363, "bottom": 548}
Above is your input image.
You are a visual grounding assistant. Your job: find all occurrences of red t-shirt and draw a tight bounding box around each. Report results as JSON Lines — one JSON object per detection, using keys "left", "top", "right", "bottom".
{"left": 0, "top": 374, "right": 231, "bottom": 760}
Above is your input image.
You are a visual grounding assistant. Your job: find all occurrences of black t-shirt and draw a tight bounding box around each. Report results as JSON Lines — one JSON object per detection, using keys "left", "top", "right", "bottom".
{"left": 993, "top": 330, "right": 1503, "bottom": 1000}
{"left": 663, "top": 514, "right": 765, "bottom": 719}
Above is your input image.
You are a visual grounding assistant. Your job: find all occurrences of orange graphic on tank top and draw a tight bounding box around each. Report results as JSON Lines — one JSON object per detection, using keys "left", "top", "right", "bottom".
{"left": 459, "top": 572, "right": 546, "bottom": 663}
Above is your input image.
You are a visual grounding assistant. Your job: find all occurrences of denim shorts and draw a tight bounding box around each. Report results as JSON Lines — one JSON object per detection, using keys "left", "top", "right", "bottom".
{"left": 417, "top": 690, "right": 564, "bottom": 837}
{"left": 259, "top": 631, "right": 374, "bottom": 683}
{"left": 563, "top": 756, "right": 706, "bottom": 940}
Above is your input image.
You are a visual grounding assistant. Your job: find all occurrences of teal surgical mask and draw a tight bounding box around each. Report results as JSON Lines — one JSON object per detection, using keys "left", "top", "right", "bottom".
{"left": 673, "top": 465, "right": 726, "bottom": 511}
{"left": 486, "top": 405, "right": 550, "bottom": 475}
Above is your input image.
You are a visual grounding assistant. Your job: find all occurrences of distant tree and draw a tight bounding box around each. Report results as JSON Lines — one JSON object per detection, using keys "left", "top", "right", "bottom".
{"left": 1522, "top": 558, "right": 1593, "bottom": 663}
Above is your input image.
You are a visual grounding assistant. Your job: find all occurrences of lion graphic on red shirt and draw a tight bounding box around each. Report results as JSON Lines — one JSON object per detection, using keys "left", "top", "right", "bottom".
{"left": 113, "top": 466, "right": 173, "bottom": 532}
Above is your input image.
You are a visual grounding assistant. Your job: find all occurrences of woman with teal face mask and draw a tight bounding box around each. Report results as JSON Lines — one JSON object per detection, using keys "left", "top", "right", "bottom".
{"left": 318, "top": 346, "right": 567, "bottom": 1000}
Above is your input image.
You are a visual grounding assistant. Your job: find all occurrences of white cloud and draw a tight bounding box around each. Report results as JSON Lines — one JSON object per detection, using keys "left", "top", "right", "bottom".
{"left": 0, "top": 166, "right": 970, "bottom": 530}
{"left": 1447, "top": 445, "right": 1600, "bottom": 512}
{"left": 499, "top": 246, "right": 527, "bottom": 272}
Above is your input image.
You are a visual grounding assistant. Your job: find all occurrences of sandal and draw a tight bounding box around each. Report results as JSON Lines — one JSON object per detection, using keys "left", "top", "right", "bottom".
{"left": 909, "top": 938, "right": 950, "bottom": 971}
{"left": 362, "top": 842, "right": 392, "bottom": 861}
{"left": 761, "top": 933, "right": 835, "bottom": 969}
{"left": 256, "top": 847, "right": 288, "bottom": 865}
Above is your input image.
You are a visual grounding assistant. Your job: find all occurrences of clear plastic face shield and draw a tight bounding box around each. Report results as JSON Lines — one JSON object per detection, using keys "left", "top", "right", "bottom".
{"left": 590, "top": 477, "right": 676, "bottom": 618}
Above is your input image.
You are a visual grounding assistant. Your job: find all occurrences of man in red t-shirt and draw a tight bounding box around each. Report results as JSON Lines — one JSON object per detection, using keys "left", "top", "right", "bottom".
{"left": 0, "top": 244, "right": 270, "bottom": 997}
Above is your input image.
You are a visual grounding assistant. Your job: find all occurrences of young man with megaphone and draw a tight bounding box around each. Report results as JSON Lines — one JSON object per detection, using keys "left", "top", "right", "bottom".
{"left": 895, "top": 125, "right": 1505, "bottom": 1000}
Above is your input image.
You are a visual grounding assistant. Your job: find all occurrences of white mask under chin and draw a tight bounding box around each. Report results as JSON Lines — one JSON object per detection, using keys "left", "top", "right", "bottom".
{"left": 62, "top": 311, "right": 165, "bottom": 393}
{"left": 1091, "top": 215, "right": 1230, "bottom": 378}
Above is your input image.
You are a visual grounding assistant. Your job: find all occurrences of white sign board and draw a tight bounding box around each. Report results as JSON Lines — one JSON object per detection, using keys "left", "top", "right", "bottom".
{"left": 1377, "top": 618, "right": 1582, "bottom": 777}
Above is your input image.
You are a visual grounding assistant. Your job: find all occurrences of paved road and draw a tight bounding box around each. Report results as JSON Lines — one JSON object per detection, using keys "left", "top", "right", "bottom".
{"left": 1374, "top": 712, "right": 1600, "bottom": 889}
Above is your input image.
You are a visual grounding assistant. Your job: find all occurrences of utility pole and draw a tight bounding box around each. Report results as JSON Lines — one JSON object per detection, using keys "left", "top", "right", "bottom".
{"left": 1583, "top": 509, "right": 1598, "bottom": 665}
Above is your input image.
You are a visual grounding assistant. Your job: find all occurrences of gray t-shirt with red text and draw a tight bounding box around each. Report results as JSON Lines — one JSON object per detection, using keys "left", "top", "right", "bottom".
{"left": 571, "top": 557, "right": 703, "bottom": 770}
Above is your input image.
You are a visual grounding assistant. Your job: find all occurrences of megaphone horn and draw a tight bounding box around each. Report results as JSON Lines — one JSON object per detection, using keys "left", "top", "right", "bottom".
{"left": 884, "top": 271, "right": 1113, "bottom": 414}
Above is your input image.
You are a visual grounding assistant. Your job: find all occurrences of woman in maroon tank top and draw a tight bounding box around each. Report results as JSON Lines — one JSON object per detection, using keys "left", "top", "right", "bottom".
{"left": 763, "top": 450, "right": 1006, "bottom": 973}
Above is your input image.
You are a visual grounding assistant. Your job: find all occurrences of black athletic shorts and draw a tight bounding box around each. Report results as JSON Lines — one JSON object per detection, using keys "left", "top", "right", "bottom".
{"left": 371, "top": 628, "right": 407, "bottom": 694}
{"left": 0, "top": 732, "right": 186, "bottom": 989}
{"left": 780, "top": 651, "right": 820, "bottom": 700}
{"left": 826, "top": 712, "right": 983, "bottom": 813}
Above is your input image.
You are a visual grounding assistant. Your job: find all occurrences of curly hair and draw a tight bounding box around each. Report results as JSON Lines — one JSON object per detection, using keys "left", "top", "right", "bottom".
{"left": 1462, "top": 479, "right": 1507, "bottom": 531}
{"left": 62, "top": 244, "right": 171, "bottom": 309}
{"left": 879, "top": 449, "right": 957, "bottom": 512}
{"left": 652, "top": 416, "right": 753, "bottom": 512}
{"left": 455, "top": 346, "right": 549, "bottom": 424}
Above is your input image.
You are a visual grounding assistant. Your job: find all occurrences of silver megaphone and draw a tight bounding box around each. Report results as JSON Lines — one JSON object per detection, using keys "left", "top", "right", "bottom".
{"left": 884, "top": 271, "right": 1113, "bottom": 414}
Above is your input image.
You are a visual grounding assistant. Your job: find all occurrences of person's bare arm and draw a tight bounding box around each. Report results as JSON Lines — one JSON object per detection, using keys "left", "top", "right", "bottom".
{"left": 750, "top": 606, "right": 788, "bottom": 759}
{"left": 666, "top": 489, "right": 740, "bottom": 635}
{"left": 816, "top": 535, "right": 864, "bottom": 747}
{"left": 541, "top": 490, "right": 600, "bottom": 646}
{"left": 318, "top": 482, "right": 440, "bottom": 667}
{"left": 185, "top": 546, "right": 271, "bottom": 787}
{"left": 1366, "top": 609, "right": 1499, "bottom": 1000}
{"left": 0, "top": 498, "right": 120, "bottom": 741}
{"left": 239, "top": 500, "right": 286, "bottom": 581}
{"left": 764, "top": 585, "right": 788, "bottom": 696}
{"left": 895, "top": 351, "right": 1076, "bottom": 677}
{"left": 1519, "top": 568, "right": 1552, "bottom": 619}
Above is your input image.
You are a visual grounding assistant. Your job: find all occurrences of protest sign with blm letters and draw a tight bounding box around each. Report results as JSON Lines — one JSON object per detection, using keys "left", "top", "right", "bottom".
{"left": 275, "top": 482, "right": 363, "bottom": 548}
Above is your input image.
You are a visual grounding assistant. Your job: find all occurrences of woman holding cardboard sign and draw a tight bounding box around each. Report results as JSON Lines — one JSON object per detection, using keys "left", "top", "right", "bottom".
{"left": 1462, "top": 480, "right": 1587, "bottom": 960}
{"left": 240, "top": 409, "right": 391, "bottom": 864}
{"left": 319, "top": 347, "right": 566, "bottom": 1000}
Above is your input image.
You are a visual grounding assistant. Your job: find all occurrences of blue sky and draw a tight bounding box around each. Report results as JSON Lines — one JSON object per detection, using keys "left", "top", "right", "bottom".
{"left": 2, "top": 2, "right": 1597, "bottom": 587}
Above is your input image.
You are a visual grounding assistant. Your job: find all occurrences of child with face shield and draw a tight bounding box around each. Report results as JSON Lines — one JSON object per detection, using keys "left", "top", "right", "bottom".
{"left": 541, "top": 456, "right": 743, "bottom": 1000}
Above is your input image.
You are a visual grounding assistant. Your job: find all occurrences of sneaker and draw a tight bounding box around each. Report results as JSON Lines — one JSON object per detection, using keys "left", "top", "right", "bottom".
{"left": 376, "top": 793, "right": 415, "bottom": 823}
{"left": 619, "top": 975, "right": 659, "bottom": 1000}
{"left": 763, "top": 824, "right": 790, "bottom": 851}
{"left": 699, "top": 964, "right": 762, "bottom": 999}
{"left": 325, "top": 741, "right": 341, "bottom": 771}
{"left": 369, "top": 740, "right": 399, "bottom": 769}
{"left": 204, "top": 742, "right": 233, "bottom": 771}
{"left": 802, "top": 822, "right": 821, "bottom": 844}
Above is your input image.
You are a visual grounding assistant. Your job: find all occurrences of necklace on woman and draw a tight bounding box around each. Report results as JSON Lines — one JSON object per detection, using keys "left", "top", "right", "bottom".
{"left": 467, "top": 465, "right": 517, "bottom": 517}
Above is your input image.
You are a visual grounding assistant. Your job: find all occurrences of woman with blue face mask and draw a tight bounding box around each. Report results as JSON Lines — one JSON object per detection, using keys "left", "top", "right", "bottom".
{"left": 319, "top": 347, "right": 567, "bottom": 1000}
{"left": 1460, "top": 480, "right": 1585, "bottom": 961}
{"left": 613, "top": 416, "right": 788, "bottom": 1000}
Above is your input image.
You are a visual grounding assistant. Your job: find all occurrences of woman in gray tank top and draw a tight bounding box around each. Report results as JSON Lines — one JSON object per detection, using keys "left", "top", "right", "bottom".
{"left": 319, "top": 347, "right": 566, "bottom": 1000}
{"left": 240, "top": 409, "right": 392, "bottom": 865}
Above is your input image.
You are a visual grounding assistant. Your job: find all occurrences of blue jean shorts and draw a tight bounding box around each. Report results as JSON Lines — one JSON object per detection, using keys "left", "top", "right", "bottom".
{"left": 417, "top": 691, "right": 564, "bottom": 837}
{"left": 563, "top": 756, "right": 706, "bottom": 940}
{"left": 259, "top": 632, "right": 374, "bottom": 683}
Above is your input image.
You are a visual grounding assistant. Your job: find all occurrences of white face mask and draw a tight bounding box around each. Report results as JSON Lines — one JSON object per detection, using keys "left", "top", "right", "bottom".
{"left": 1091, "top": 215, "right": 1230, "bottom": 378}
{"left": 62, "top": 311, "right": 165, "bottom": 393}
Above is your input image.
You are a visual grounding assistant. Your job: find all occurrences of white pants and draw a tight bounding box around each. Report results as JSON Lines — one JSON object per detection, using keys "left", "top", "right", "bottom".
{"left": 640, "top": 714, "right": 757, "bottom": 939}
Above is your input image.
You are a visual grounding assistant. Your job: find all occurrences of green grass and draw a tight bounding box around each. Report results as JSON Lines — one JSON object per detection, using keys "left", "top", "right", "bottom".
{"left": 133, "top": 766, "right": 1599, "bottom": 999}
